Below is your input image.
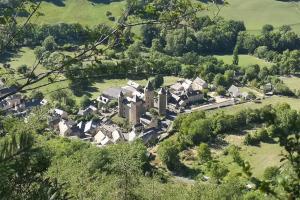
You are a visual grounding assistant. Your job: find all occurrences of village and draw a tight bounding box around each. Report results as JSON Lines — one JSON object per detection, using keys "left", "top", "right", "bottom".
{"left": 0, "top": 75, "right": 274, "bottom": 147}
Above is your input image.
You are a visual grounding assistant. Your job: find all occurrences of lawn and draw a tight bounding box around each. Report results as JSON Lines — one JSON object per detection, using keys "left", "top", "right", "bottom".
{"left": 215, "top": 54, "right": 272, "bottom": 68}
{"left": 22, "top": 0, "right": 126, "bottom": 26}
{"left": 201, "top": 0, "right": 300, "bottom": 34}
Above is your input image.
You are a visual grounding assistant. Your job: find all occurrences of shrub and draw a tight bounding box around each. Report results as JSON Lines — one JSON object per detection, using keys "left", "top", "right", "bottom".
{"left": 197, "top": 143, "right": 212, "bottom": 163}
{"left": 80, "top": 95, "right": 91, "bottom": 108}
{"left": 108, "top": 16, "right": 115, "bottom": 21}
{"left": 30, "top": 90, "right": 44, "bottom": 100}
{"left": 108, "top": 100, "right": 118, "bottom": 108}
{"left": 274, "top": 83, "right": 294, "bottom": 96}
{"left": 263, "top": 166, "right": 279, "bottom": 181}
{"left": 216, "top": 86, "right": 226, "bottom": 96}
{"left": 106, "top": 11, "right": 112, "bottom": 16}
{"left": 17, "top": 64, "right": 28, "bottom": 74}
{"left": 244, "top": 133, "right": 260, "bottom": 146}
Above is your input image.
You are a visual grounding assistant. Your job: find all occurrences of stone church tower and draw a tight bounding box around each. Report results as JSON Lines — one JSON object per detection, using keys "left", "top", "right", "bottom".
{"left": 144, "top": 81, "right": 154, "bottom": 110}
{"left": 158, "top": 88, "right": 167, "bottom": 115}
{"left": 118, "top": 91, "right": 124, "bottom": 117}
{"left": 130, "top": 95, "right": 143, "bottom": 125}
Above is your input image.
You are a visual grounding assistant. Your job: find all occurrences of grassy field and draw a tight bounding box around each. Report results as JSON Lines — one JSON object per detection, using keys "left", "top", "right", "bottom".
{"left": 201, "top": 0, "right": 300, "bottom": 34}
{"left": 281, "top": 76, "right": 300, "bottom": 91}
{"left": 24, "top": 0, "right": 125, "bottom": 26}
{"left": 239, "top": 87, "right": 264, "bottom": 97}
{"left": 20, "top": 0, "right": 300, "bottom": 34}
{"left": 215, "top": 54, "right": 272, "bottom": 68}
{"left": 208, "top": 96, "right": 300, "bottom": 116}
{"left": 0, "top": 47, "right": 40, "bottom": 71}
{"left": 217, "top": 134, "right": 283, "bottom": 178}
{"left": 0, "top": 47, "right": 180, "bottom": 103}
{"left": 181, "top": 131, "right": 283, "bottom": 179}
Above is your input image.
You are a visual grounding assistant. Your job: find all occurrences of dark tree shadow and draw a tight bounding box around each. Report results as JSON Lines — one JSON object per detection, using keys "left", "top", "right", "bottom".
{"left": 72, "top": 85, "right": 99, "bottom": 97}
{"left": 210, "top": 136, "right": 229, "bottom": 150}
{"left": 44, "top": 0, "right": 65, "bottom": 7}
{"left": 0, "top": 48, "right": 27, "bottom": 65}
{"left": 172, "top": 164, "right": 202, "bottom": 180}
{"left": 88, "top": 0, "right": 123, "bottom": 4}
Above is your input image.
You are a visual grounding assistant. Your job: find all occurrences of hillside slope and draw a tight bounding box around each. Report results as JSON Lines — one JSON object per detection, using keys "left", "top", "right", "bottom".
{"left": 202, "top": 0, "right": 300, "bottom": 33}
{"left": 25, "top": 0, "right": 300, "bottom": 33}
{"left": 28, "top": 0, "right": 125, "bottom": 26}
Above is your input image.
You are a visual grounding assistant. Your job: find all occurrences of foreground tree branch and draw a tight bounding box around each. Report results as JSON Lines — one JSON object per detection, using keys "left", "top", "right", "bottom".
{"left": 0, "top": 0, "right": 209, "bottom": 101}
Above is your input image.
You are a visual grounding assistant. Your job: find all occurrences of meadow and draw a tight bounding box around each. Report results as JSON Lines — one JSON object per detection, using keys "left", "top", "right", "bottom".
{"left": 217, "top": 134, "right": 283, "bottom": 178}
{"left": 23, "top": 0, "right": 126, "bottom": 26}
{"left": 18, "top": 0, "right": 300, "bottom": 35}
{"left": 281, "top": 76, "right": 300, "bottom": 91}
{"left": 182, "top": 94, "right": 293, "bottom": 179}
{"left": 215, "top": 54, "right": 272, "bottom": 68}
{"left": 201, "top": 0, "right": 300, "bottom": 34}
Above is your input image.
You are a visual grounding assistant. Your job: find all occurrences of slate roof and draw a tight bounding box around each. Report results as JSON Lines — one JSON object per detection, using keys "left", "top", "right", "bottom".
{"left": 102, "top": 87, "right": 130, "bottom": 100}
{"left": 158, "top": 87, "right": 166, "bottom": 95}
{"left": 131, "top": 95, "right": 141, "bottom": 103}
{"left": 0, "top": 87, "right": 17, "bottom": 97}
{"left": 193, "top": 77, "right": 207, "bottom": 86}
{"left": 145, "top": 81, "right": 154, "bottom": 91}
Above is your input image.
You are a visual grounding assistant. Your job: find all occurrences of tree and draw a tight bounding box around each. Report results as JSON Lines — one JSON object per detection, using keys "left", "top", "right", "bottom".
{"left": 17, "top": 64, "right": 28, "bottom": 74}
{"left": 0, "top": 0, "right": 207, "bottom": 101}
{"left": 232, "top": 44, "right": 239, "bottom": 65}
{"left": 227, "top": 145, "right": 244, "bottom": 166}
{"left": 262, "top": 24, "right": 274, "bottom": 35}
{"left": 151, "top": 75, "right": 164, "bottom": 89}
{"left": 274, "top": 83, "right": 294, "bottom": 96}
{"left": 158, "top": 139, "right": 181, "bottom": 171}
{"left": 279, "top": 25, "right": 292, "bottom": 33}
{"left": 80, "top": 95, "right": 91, "bottom": 108}
{"left": 149, "top": 108, "right": 159, "bottom": 117}
{"left": 216, "top": 86, "right": 226, "bottom": 96}
{"left": 206, "top": 161, "right": 229, "bottom": 183}
{"left": 126, "top": 41, "right": 143, "bottom": 59}
{"left": 141, "top": 24, "right": 160, "bottom": 47}
{"left": 244, "top": 64, "right": 260, "bottom": 81}
{"left": 30, "top": 90, "right": 44, "bottom": 100}
{"left": 109, "top": 141, "right": 147, "bottom": 200}
{"left": 197, "top": 143, "right": 212, "bottom": 163}
{"left": 213, "top": 74, "right": 226, "bottom": 87}
{"left": 34, "top": 46, "right": 46, "bottom": 60}
{"left": 0, "top": 116, "right": 66, "bottom": 199}
{"left": 42, "top": 36, "right": 57, "bottom": 52}
{"left": 108, "top": 99, "right": 118, "bottom": 108}
{"left": 151, "top": 38, "right": 162, "bottom": 51}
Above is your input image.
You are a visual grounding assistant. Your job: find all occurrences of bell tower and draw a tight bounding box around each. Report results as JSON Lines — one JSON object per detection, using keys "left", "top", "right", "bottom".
{"left": 118, "top": 91, "right": 124, "bottom": 117}
{"left": 158, "top": 88, "right": 167, "bottom": 116}
{"left": 144, "top": 81, "right": 154, "bottom": 110}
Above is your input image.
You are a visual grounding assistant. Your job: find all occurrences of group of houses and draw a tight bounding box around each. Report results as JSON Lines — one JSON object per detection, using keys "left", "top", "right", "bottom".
{"left": 0, "top": 75, "right": 274, "bottom": 147}
{"left": 47, "top": 77, "right": 259, "bottom": 147}
{"left": 0, "top": 80, "right": 48, "bottom": 116}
